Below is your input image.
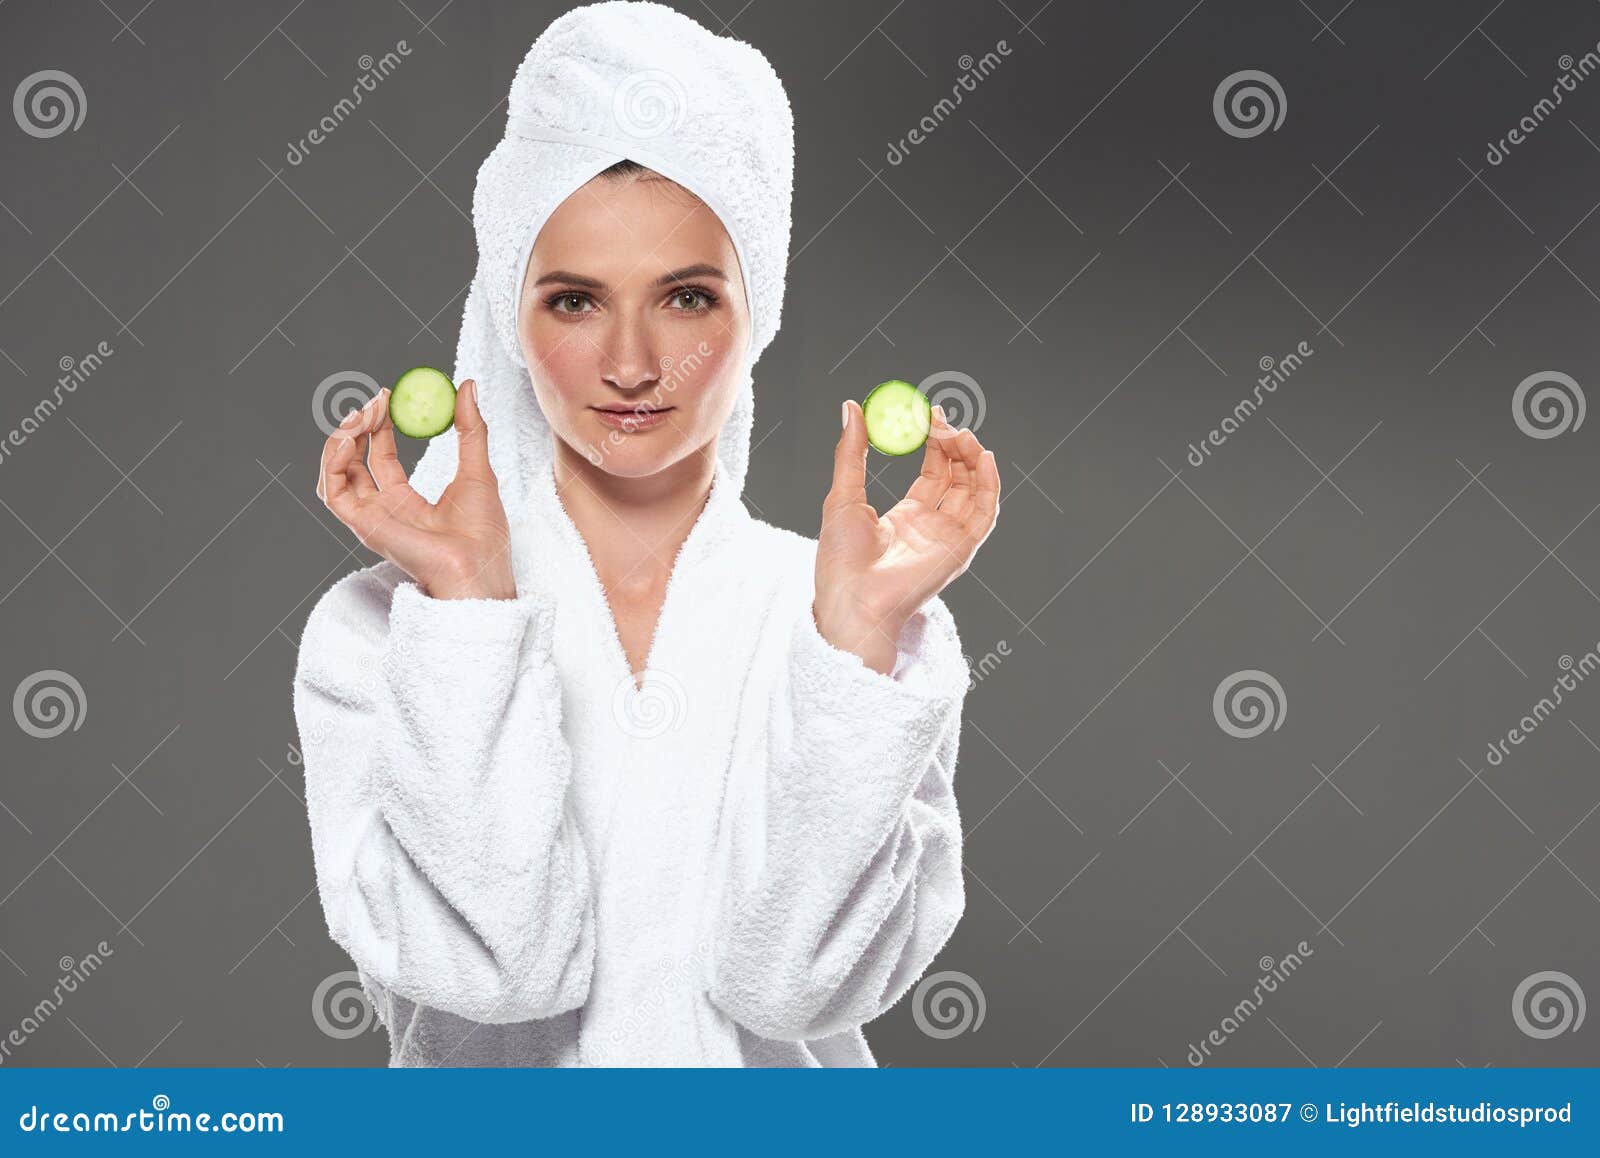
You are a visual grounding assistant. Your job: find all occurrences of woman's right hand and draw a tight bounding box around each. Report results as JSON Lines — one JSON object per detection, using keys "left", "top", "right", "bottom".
{"left": 317, "top": 378, "right": 518, "bottom": 601}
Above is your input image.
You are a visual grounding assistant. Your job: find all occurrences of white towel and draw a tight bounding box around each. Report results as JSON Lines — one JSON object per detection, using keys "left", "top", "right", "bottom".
{"left": 294, "top": 0, "right": 971, "bottom": 1067}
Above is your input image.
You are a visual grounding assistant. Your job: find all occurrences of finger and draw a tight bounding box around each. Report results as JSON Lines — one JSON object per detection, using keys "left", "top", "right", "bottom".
{"left": 318, "top": 405, "right": 368, "bottom": 505}
{"left": 947, "top": 426, "right": 984, "bottom": 491}
{"left": 366, "top": 390, "right": 409, "bottom": 490}
{"left": 342, "top": 395, "right": 384, "bottom": 500}
{"left": 321, "top": 441, "right": 366, "bottom": 526}
{"left": 948, "top": 424, "right": 985, "bottom": 472}
{"left": 345, "top": 430, "right": 379, "bottom": 501}
{"left": 905, "top": 405, "right": 953, "bottom": 508}
{"left": 937, "top": 417, "right": 979, "bottom": 496}
{"left": 942, "top": 456, "right": 973, "bottom": 519}
{"left": 828, "top": 398, "right": 868, "bottom": 509}
{"left": 966, "top": 449, "right": 1001, "bottom": 538}
{"left": 927, "top": 400, "right": 962, "bottom": 445}
{"left": 453, "top": 379, "right": 494, "bottom": 483}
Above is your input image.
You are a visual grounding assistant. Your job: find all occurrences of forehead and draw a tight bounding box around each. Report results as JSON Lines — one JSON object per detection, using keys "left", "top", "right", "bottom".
{"left": 530, "top": 173, "right": 737, "bottom": 277}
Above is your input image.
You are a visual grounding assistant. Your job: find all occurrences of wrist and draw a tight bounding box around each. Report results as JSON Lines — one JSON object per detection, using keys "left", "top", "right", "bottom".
{"left": 419, "top": 547, "right": 518, "bottom": 602}
{"left": 812, "top": 602, "right": 904, "bottom": 676}
{"left": 426, "top": 587, "right": 518, "bottom": 602}
{"left": 422, "top": 572, "right": 518, "bottom": 602}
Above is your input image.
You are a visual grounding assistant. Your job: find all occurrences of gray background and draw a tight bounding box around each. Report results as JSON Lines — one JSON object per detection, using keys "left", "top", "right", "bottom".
{"left": 1, "top": 0, "right": 1597, "bottom": 1068}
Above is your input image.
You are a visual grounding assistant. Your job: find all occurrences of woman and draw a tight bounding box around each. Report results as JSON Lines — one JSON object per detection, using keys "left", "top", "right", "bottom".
{"left": 294, "top": 0, "right": 1000, "bottom": 1067}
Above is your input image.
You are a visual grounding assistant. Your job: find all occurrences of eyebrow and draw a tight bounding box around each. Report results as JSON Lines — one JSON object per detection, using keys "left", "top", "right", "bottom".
{"left": 531, "top": 263, "right": 729, "bottom": 291}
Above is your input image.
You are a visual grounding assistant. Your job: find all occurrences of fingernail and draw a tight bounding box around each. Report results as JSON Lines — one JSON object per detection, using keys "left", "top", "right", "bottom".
{"left": 340, "top": 408, "right": 362, "bottom": 428}
{"left": 841, "top": 400, "right": 850, "bottom": 429}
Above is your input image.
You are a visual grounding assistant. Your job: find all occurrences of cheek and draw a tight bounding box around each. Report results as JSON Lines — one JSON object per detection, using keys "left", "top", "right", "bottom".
{"left": 660, "top": 339, "right": 738, "bottom": 413}
{"left": 522, "top": 314, "right": 599, "bottom": 403}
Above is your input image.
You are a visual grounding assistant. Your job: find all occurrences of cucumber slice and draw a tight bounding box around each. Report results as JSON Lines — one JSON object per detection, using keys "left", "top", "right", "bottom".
{"left": 389, "top": 367, "right": 457, "bottom": 439}
{"left": 862, "top": 378, "right": 932, "bottom": 456}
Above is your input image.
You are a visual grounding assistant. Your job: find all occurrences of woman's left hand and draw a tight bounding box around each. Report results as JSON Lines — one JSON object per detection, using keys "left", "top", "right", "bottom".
{"left": 813, "top": 400, "right": 1001, "bottom": 675}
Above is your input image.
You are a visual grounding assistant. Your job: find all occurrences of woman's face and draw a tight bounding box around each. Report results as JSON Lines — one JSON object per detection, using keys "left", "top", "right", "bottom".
{"left": 517, "top": 168, "right": 751, "bottom": 479}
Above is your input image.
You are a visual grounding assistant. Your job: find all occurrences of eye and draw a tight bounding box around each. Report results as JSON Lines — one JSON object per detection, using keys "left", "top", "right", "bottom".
{"left": 547, "top": 291, "right": 595, "bottom": 315}
{"left": 666, "top": 286, "right": 717, "bottom": 311}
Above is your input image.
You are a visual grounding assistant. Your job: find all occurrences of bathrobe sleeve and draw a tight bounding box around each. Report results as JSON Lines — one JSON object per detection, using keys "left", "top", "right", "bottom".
{"left": 705, "top": 592, "right": 971, "bottom": 1042}
{"left": 293, "top": 565, "right": 595, "bottom": 1026}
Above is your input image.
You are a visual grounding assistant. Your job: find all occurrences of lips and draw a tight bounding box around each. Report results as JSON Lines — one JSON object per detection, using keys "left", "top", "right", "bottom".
{"left": 591, "top": 405, "right": 673, "bottom": 431}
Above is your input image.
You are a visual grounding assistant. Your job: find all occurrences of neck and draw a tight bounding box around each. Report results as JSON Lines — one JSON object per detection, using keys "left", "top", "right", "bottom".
{"left": 550, "top": 437, "right": 718, "bottom": 596}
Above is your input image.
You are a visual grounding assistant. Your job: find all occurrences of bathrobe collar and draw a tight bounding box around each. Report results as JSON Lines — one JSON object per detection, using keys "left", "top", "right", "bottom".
{"left": 515, "top": 447, "right": 753, "bottom": 601}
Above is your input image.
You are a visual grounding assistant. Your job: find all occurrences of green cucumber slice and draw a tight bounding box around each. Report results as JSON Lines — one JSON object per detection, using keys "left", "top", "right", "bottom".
{"left": 389, "top": 367, "right": 457, "bottom": 439}
{"left": 862, "top": 378, "right": 932, "bottom": 456}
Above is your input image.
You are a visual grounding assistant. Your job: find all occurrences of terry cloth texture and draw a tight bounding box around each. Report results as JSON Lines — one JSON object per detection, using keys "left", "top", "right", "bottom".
{"left": 294, "top": 0, "right": 970, "bottom": 1067}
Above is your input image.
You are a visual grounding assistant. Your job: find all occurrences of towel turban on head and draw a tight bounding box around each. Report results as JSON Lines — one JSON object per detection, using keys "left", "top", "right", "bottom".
{"left": 408, "top": 0, "right": 796, "bottom": 514}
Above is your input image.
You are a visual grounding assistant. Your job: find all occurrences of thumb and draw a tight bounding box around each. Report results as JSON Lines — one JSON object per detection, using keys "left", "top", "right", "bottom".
{"left": 828, "top": 398, "right": 868, "bottom": 508}
{"left": 453, "top": 379, "right": 493, "bottom": 480}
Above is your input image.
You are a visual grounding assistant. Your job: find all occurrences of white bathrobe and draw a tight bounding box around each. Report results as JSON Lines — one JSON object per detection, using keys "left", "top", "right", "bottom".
{"left": 292, "top": 1, "right": 971, "bottom": 1067}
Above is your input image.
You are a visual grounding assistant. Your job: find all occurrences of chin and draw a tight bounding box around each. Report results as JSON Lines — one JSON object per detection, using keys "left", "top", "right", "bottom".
{"left": 577, "top": 432, "right": 699, "bottom": 479}
{"left": 590, "top": 455, "right": 674, "bottom": 480}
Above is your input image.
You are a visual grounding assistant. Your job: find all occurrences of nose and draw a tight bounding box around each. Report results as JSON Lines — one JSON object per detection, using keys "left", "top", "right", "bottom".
{"left": 598, "top": 313, "right": 660, "bottom": 394}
